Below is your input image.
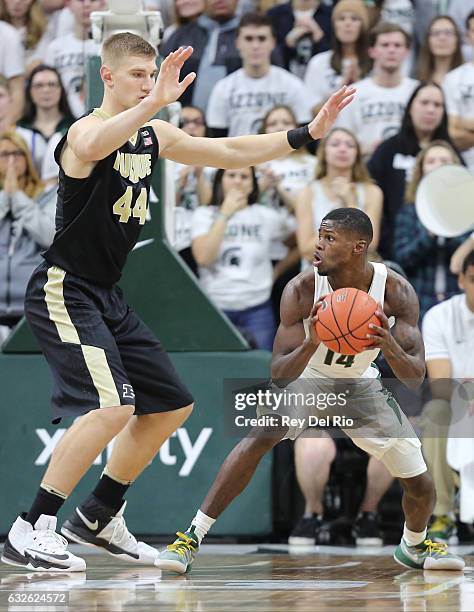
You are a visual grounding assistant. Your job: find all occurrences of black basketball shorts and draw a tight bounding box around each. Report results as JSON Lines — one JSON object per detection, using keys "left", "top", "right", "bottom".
{"left": 25, "top": 261, "right": 194, "bottom": 422}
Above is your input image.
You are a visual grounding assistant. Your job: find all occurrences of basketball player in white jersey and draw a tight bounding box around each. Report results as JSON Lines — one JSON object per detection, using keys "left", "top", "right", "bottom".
{"left": 156, "top": 208, "right": 465, "bottom": 573}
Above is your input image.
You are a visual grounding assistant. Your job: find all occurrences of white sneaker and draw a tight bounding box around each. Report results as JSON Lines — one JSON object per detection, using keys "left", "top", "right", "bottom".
{"left": 61, "top": 497, "right": 157, "bottom": 565}
{"left": 1, "top": 515, "right": 86, "bottom": 572}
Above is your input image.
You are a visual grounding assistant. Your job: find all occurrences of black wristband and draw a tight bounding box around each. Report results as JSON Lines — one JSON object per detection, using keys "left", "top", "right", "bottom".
{"left": 287, "top": 125, "right": 317, "bottom": 149}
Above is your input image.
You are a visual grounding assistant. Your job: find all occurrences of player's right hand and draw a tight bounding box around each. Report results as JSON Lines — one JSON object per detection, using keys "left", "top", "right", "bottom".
{"left": 150, "top": 47, "right": 196, "bottom": 110}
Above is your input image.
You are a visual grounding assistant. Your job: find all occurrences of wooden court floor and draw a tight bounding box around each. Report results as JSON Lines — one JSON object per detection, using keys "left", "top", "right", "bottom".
{"left": 0, "top": 544, "right": 473, "bottom": 611}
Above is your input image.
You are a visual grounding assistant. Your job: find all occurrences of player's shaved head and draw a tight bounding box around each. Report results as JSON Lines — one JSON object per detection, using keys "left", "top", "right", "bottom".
{"left": 322, "top": 208, "right": 373, "bottom": 244}
{"left": 101, "top": 32, "right": 156, "bottom": 69}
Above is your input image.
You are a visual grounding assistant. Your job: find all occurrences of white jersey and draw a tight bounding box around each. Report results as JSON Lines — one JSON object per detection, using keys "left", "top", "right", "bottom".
{"left": 443, "top": 62, "right": 474, "bottom": 172}
{"left": 335, "top": 76, "right": 418, "bottom": 153}
{"left": 206, "top": 66, "right": 314, "bottom": 136}
{"left": 302, "top": 262, "right": 389, "bottom": 378}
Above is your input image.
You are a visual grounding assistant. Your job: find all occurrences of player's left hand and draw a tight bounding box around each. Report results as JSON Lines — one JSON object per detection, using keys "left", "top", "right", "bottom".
{"left": 150, "top": 47, "right": 196, "bottom": 110}
{"left": 308, "top": 85, "right": 356, "bottom": 140}
{"left": 364, "top": 303, "right": 397, "bottom": 353}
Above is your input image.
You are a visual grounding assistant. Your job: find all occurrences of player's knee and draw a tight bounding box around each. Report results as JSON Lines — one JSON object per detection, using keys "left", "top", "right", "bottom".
{"left": 91, "top": 403, "right": 135, "bottom": 429}
{"left": 296, "top": 436, "right": 336, "bottom": 463}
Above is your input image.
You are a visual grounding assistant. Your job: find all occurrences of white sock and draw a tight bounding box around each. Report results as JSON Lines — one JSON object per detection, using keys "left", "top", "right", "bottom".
{"left": 189, "top": 510, "right": 216, "bottom": 544}
{"left": 403, "top": 523, "right": 427, "bottom": 546}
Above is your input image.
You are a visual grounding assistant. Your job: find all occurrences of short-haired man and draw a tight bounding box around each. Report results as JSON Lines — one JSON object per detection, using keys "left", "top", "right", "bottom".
{"left": 207, "top": 13, "right": 314, "bottom": 137}
{"left": 335, "top": 22, "right": 418, "bottom": 157}
{"left": 443, "top": 10, "right": 474, "bottom": 173}
{"left": 0, "top": 32, "right": 354, "bottom": 572}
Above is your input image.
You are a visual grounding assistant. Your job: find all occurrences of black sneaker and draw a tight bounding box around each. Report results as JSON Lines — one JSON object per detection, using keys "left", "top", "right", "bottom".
{"left": 288, "top": 515, "right": 322, "bottom": 545}
{"left": 353, "top": 512, "right": 383, "bottom": 546}
{"left": 61, "top": 495, "right": 157, "bottom": 565}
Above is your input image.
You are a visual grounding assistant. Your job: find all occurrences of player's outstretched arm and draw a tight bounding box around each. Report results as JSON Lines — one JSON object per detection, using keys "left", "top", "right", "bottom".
{"left": 68, "top": 47, "right": 196, "bottom": 162}
{"left": 271, "top": 277, "right": 322, "bottom": 385}
{"left": 366, "top": 272, "right": 426, "bottom": 389}
{"left": 155, "top": 86, "right": 355, "bottom": 168}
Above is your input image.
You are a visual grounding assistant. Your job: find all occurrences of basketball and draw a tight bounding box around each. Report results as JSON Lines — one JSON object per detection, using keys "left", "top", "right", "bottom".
{"left": 314, "top": 288, "right": 381, "bottom": 355}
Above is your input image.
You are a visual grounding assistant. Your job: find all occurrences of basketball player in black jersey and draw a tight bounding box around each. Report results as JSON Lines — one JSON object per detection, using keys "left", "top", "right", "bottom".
{"left": 157, "top": 208, "right": 464, "bottom": 574}
{"left": 0, "top": 33, "right": 355, "bottom": 572}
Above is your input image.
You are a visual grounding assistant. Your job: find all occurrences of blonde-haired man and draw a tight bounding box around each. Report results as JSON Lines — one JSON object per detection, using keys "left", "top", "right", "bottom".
{"left": 1, "top": 32, "right": 354, "bottom": 572}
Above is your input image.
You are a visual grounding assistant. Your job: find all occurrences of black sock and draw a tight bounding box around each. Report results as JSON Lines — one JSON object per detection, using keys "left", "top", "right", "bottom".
{"left": 92, "top": 474, "right": 130, "bottom": 511}
{"left": 25, "top": 487, "right": 66, "bottom": 526}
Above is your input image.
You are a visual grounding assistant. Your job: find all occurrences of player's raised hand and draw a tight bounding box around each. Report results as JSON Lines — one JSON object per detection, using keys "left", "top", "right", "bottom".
{"left": 308, "top": 85, "right": 356, "bottom": 140}
{"left": 150, "top": 47, "right": 196, "bottom": 109}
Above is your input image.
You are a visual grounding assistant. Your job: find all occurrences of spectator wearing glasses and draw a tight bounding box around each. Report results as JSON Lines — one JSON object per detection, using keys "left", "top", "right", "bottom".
{"left": 0, "top": 129, "right": 55, "bottom": 342}
{"left": 415, "top": 16, "right": 463, "bottom": 86}
{"left": 16, "top": 64, "right": 74, "bottom": 176}
{"left": 172, "top": 105, "right": 213, "bottom": 274}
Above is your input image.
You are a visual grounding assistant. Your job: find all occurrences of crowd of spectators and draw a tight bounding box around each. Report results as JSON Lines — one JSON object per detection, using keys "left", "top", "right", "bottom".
{"left": 0, "top": 0, "right": 473, "bottom": 547}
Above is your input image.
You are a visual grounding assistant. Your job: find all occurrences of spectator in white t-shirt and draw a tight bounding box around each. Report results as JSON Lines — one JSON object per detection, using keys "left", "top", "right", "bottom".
{"left": 0, "top": 21, "right": 25, "bottom": 123}
{"left": 0, "top": 0, "right": 55, "bottom": 73}
{"left": 305, "top": 0, "right": 371, "bottom": 114}
{"left": 206, "top": 12, "right": 313, "bottom": 137}
{"left": 44, "top": 0, "right": 106, "bottom": 118}
{"left": 335, "top": 21, "right": 418, "bottom": 157}
{"left": 192, "top": 166, "right": 292, "bottom": 350}
{"left": 443, "top": 9, "right": 474, "bottom": 173}
{"left": 295, "top": 127, "right": 383, "bottom": 263}
{"left": 415, "top": 15, "right": 463, "bottom": 87}
{"left": 420, "top": 249, "right": 474, "bottom": 543}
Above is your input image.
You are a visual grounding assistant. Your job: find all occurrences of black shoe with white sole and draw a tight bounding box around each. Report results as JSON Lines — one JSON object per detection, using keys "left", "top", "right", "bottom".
{"left": 61, "top": 495, "right": 157, "bottom": 565}
{"left": 1, "top": 514, "right": 86, "bottom": 572}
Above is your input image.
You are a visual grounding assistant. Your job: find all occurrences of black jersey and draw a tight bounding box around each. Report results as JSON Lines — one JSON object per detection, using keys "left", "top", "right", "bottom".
{"left": 43, "top": 110, "right": 159, "bottom": 286}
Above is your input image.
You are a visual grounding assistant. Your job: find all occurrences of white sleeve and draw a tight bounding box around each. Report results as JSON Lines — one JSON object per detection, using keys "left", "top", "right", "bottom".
{"left": 442, "top": 73, "right": 460, "bottom": 117}
{"left": 304, "top": 55, "right": 326, "bottom": 106}
{"left": 191, "top": 207, "right": 215, "bottom": 239}
{"left": 422, "top": 307, "right": 450, "bottom": 361}
{"left": 206, "top": 80, "right": 230, "bottom": 129}
{"left": 1, "top": 27, "right": 25, "bottom": 78}
{"left": 44, "top": 40, "right": 56, "bottom": 68}
{"left": 290, "top": 79, "right": 314, "bottom": 124}
{"left": 334, "top": 98, "right": 356, "bottom": 131}
{"left": 41, "top": 132, "right": 62, "bottom": 181}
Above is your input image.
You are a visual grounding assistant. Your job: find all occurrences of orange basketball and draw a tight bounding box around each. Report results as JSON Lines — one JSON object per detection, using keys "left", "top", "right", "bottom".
{"left": 314, "top": 288, "right": 381, "bottom": 355}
